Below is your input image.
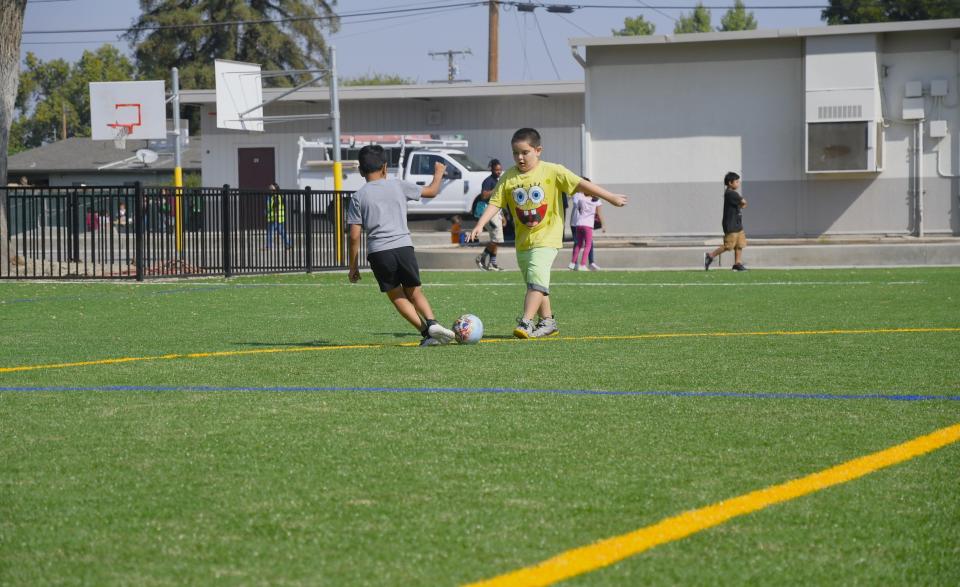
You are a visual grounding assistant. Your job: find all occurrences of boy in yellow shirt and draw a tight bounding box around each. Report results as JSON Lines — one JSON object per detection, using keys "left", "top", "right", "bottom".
{"left": 468, "top": 128, "right": 628, "bottom": 338}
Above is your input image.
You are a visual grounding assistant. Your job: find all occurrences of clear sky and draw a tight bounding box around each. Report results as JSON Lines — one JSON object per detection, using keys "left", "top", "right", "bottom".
{"left": 21, "top": 1, "right": 827, "bottom": 84}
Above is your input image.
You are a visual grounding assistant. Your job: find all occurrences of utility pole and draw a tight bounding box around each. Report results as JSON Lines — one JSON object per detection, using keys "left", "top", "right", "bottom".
{"left": 428, "top": 49, "right": 472, "bottom": 83}
{"left": 61, "top": 102, "right": 67, "bottom": 140}
{"left": 427, "top": 49, "right": 473, "bottom": 84}
{"left": 488, "top": 1, "right": 498, "bottom": 82}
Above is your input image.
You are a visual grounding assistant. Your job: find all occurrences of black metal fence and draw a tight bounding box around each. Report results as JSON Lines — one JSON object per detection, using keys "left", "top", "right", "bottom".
{"left": 2, "top": 184, "right": 364, "bottom": 280}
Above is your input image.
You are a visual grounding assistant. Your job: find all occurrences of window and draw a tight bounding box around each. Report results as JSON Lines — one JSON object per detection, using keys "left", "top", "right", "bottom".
{"left": 447, "top": 153, "right": 485, "bottom": 172}
{"left": 410, "top": 154, "right": 444, "bottom": 175}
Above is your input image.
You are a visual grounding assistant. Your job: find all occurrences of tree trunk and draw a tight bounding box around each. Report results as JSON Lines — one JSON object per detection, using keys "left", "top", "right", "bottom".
{"left": 0, "top": 1, "right": 27, "bottom": 271}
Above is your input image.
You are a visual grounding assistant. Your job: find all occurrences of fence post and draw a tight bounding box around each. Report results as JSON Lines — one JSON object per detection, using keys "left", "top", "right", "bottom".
{"left": 303, "top": 186, "right": 313, "bottom": 273}
{"left": 69, "top": 187, "right": 81, "bottom": 262}
{"left": 221, "top": 184, "right": 232, "bottom": 278}
{"left": 134, "top": 182, "right": 144, "bottom": 281}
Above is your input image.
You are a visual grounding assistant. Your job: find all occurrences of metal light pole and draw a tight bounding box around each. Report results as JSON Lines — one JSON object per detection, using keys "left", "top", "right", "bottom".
{"left": 329, "top": 46, "right": 344, "bottom": 263}
{"left": 172, "top": 67, "right": 183, "bottom": 256}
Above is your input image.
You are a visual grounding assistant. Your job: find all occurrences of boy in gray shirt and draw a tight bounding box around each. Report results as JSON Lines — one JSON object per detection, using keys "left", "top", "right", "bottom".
{"left": 347, "top": 145, "right": 456, "bottom": 346}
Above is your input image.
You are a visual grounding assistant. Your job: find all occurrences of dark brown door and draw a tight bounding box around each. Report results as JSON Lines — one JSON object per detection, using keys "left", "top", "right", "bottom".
{"left": 237, "top": 147, "right": 275, "bottom": 229}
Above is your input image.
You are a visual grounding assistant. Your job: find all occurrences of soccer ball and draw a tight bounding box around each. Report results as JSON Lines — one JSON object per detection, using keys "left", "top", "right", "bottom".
{"left": 453, "top": 314, "right": 483, "bottom": 344}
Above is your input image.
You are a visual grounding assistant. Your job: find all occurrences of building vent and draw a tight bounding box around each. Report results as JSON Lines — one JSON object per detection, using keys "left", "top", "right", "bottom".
{"left": 817, "top": 105, "right": 863, "bottom": 120}
{"left": 805, "top": 34, "right": 883, "bottom": 173}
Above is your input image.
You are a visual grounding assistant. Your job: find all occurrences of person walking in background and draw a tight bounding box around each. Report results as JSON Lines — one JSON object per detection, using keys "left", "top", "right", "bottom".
{"left": 475, "top": 159, "right": 505, "bottom": 271}
{"left": 568, "top": 178, "right": 603, "bottom": 271}
{"left": 266, "top": 183, "right": 292, "bottom": 250}
{"left": 704, "top": 171, "right": 748, "bottom": 271}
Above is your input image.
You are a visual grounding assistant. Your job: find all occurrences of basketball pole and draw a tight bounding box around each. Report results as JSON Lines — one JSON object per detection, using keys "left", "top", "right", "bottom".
{"left": 329, "top": 46, "right": 343, "bottom": 265}
{"left": 172, "top": 67, "right": 184, "bottom": 257}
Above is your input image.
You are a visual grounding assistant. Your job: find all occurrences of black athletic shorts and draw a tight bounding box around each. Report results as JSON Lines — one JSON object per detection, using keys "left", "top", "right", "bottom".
{"left": 367, "top": 246, "right": 422, "bottom": 292}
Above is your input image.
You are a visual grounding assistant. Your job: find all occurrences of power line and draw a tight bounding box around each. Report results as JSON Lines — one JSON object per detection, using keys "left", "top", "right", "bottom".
{"left": 21, "top": 3, "right": 847, "bottom": 36}
{"left": 532, "top": 11, "right": 561, "bottom": 80}
{"left": 22, "top": 2, "right": 487, "bottom": 35}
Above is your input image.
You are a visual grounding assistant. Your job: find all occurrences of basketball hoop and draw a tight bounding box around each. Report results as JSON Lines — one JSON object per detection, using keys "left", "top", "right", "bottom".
{"left": 111, "top": 124, "right": 132, "bottom": 149}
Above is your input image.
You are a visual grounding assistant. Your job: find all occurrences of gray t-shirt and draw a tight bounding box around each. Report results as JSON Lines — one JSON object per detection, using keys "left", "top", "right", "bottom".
{"left": 347, "top": 178, "right": 421, "bottom": 253}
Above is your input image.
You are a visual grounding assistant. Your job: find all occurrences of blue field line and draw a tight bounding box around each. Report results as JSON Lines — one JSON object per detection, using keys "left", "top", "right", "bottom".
{"left": 0, "top": 385, "right": 957, "bottom": 401}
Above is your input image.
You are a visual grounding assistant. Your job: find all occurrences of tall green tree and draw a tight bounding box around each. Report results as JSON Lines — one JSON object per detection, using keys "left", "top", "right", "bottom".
{"left": 822, "top": 0, "right": 960, "bottom": 24}
{"left": 1, "top": 0, "right": 28, "bottom": 266}
{"left": 125, "top": 1, "right": 339, "bottom": 90}
{"left": 674, "top": 3, "right": 712, "bottom": 34}
{"left": 719, "top": 0, "right": 758, "bottom": 31}
{"left": 12, "top": 46, "right": 135, "bottom": 151}
{"left": 341, "top": 73, "right": 414, "bottom": 87}
{"left": 613, "top": 15, "right": 656, "bottom": 36}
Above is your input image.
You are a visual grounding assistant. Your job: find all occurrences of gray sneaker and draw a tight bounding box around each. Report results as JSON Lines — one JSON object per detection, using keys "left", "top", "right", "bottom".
{"left": 427, "top": 322, "right": 456, "bottom": 344}
{"left": 513, "top": 318, "right": 534, "bottom": 339}
{"left": 704, "top": 252, "right": 714, "bottom": 271}
{"left": 488, "top": 261, "right": 502, "bottom": 272}
{"left": 531, "top": 317, "right": 559, "bottom": 338}
{"left": 419, "top": 336, "right": 442, "bottom": 346}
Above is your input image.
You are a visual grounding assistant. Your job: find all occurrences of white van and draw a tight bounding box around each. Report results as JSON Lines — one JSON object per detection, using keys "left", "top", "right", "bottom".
{"left": 296, "top": 134, "right": 491, "bottom": 217}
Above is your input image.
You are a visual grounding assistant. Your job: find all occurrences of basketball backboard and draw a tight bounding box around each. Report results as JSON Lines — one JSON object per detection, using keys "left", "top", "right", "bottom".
{"left": 90, "top": 81, "right": 167, "bottom": 142}
{"left": 215, "top": 59, "right": 264, "bottom": 132}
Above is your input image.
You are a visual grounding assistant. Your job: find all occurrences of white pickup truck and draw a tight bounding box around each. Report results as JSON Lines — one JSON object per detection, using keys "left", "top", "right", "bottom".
{"left": 296, "top": 134, "right": 491, "bottom": 217}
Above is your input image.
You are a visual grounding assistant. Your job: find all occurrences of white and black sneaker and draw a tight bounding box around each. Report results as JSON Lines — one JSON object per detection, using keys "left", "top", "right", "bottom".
{"left": 427, "top": 321, "right": 456, "bottom": 344}
{"left": 513, "top": 318, "right": 535, "bottom": 339}
{"left": 475, "top": 254, "right": 489, "bottom": 271}
{"left": 419, "top": 336, "right": 442, "bottom": 347}
{"left": 704, "top": 252, "right": 714, "bottom": 271}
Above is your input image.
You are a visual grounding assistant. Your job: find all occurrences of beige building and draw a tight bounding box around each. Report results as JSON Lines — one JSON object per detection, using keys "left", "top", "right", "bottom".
{"left": 571, "top": 18, "right": 960, "bottom": 237}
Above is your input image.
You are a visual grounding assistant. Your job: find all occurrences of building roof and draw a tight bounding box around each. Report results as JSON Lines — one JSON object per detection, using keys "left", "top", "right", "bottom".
{"left": 569, "top": 17, "right": 960, "bottom": 48}
{"left": 7, "top": 136, "right": 202, "bottom": 174}
{"left": 179, "top": 80, "right": 584, "bottom": 105}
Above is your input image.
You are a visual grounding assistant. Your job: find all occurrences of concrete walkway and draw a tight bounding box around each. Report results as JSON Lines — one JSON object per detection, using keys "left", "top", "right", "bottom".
{"left": 412, "top": 233, "right": 960, "bottom": 271}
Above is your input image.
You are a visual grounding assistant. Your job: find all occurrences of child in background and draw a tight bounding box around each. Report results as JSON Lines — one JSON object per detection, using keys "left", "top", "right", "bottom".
{"left": 568, "top": 178, "right": 603, "bottom": 271}
{"left": 704, "top": 171, "right": 748, "bottom": 271}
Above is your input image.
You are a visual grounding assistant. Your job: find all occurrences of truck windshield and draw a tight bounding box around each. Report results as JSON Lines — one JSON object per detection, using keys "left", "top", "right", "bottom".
{"left": 448, "top": 153, "right": 486, "bottom": 172}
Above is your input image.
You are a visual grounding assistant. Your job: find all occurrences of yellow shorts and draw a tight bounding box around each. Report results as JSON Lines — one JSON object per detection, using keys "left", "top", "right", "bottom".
{"left": 722, "top": 230, "right": 746, "bottom": 251}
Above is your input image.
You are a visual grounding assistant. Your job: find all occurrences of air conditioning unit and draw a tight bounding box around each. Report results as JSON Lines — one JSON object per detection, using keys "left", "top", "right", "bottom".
{"left": 804, "top": 34, "right": 884, "bottom": 173}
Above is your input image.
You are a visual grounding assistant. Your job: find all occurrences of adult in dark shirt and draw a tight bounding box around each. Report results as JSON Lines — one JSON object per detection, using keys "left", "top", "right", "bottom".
{"left": 474, "top": 159, "right": 505, "bottom": 271}
{"left": 704, "top": 171, "right": 748, "bottom": 271}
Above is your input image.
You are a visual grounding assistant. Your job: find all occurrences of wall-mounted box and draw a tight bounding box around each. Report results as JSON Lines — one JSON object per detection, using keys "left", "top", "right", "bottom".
{"left": 931, "top": 79, "right": 948, "bottom": 97}
{"left": 929, "top": 120, "right": 948, "bottom": 138}
{"left": 903, "top": 97, "right": 925, "bottom": 120}
{"left": 905, "top": 81, "right": 923, "bottom": 97}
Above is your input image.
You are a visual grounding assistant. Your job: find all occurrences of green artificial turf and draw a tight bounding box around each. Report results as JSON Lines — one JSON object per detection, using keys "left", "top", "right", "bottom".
{"left": 1, "top": 267, "right": 958, "bottom": 585}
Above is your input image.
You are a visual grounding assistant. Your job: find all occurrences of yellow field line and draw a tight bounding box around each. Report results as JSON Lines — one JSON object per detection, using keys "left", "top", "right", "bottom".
{"left": 465, "top": 421, "right": 960, "bottom": 587}
{"left": 0, "top": 343, "right": 389, "bottom": 374}
{"left": 1, "top": 327, "right": 957, "bottom": 374}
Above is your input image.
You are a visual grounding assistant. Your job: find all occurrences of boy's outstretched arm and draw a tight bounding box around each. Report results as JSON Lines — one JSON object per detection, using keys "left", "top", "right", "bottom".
{"left": 421, "top": 161, "right": 447, "bottom": 198}
{"left": 348, "top": 224, "right": 362, "bottom": 282}
{"left": 466, "top": 203, "right": 502, "bottom": 242}
{"left": 576, "top": 179, "right": 628, "bottom": 207}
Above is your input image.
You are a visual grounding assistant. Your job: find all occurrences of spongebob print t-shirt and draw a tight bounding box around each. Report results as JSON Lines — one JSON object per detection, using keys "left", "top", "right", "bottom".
{"left": 489, "top": 161, "right": 581, "bottom": 251}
